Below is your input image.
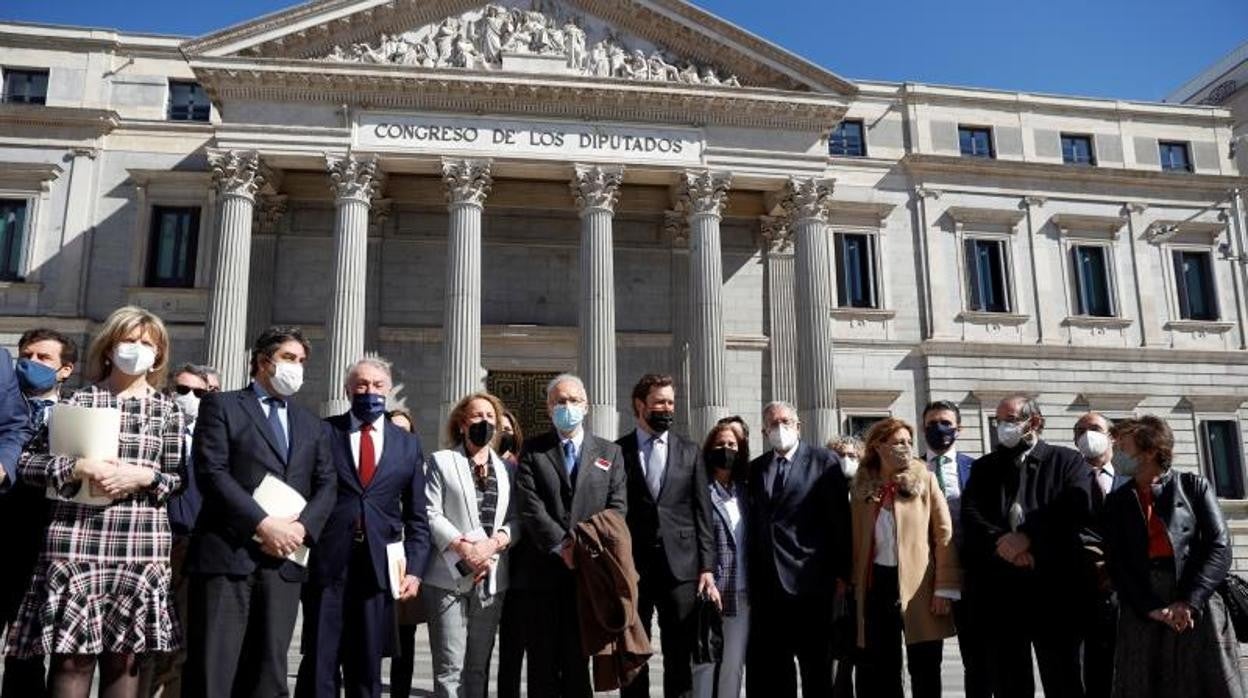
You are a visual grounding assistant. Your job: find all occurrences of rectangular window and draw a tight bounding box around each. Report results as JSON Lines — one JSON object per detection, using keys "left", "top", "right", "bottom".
{"left": 1172, "top": 250, "right": 1219, "bottom": 321}
{"left": 1061, "top": 134, "right": 1096, "bottom": 166}
{"left": 167, "top": 81, "right": 210, "bottom": 122}
{"left": 2, "top": 69, "right": 48, "bottom": 105}
{"left": 965, "top": 238, "right": 1011, "bottom": 313}
{"left": 958, "top": 126, "right": 994, "bottom": 158}
{"left": 0, "top": 199, "right": 27, "bottom": 281}
{"left": 1072, "top": 245, "right": 1114, "bottom": 316}
{"left": 1201, "top": 420, "right": 1244, "bottom": 499}
{"left": 834, "top": 232, "right": 878, "bottom": 308}
{"left": 829, "top": 120, "right": 866, "bottom": 157}
{"left": 146, "top": 206, "right": 200, "bottom": 288}
{"left": 845, "top": 415, "right": 885, "bottom": 439}
{"left": 1159, "top": 141, "right": 1192, "bottom": 172}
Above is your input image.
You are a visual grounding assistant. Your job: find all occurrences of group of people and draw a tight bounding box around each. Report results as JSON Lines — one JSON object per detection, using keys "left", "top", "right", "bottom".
{"left": 0, "top": 303, "right": 1240, "bottom": 698}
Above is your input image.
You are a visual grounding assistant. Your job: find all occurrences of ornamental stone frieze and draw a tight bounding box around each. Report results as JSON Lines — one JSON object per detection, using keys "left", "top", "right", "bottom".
{"left": 442, "top": 159, "right": 493, "bottom": 206}
{"left": 571, "top": 164, "right": 624, "bottom": 213}
{"left": 326, "top": 153, "right": 384, "bottom": 203}
{"left": 319, "top": 2, "right": 742, "bottom": 87}
{"left": 680, "top": 170, "right": 731, "bottom": 218}
{"left": 208, "top": 149, "right": 268, "bottom": 200}
{"left": 781, "top": 176, "right": 834, "bottom": 225}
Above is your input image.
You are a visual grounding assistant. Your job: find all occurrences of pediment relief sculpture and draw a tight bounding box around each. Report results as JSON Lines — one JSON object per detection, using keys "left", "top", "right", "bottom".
{"left": 319, "top": 1, "right": 742, "bottom": 87}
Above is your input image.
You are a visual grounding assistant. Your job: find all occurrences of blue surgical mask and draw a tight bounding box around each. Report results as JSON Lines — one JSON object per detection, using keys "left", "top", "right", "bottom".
{"left": 351, "top": 393, "right": 386, "bottom": 424}
{"left": 552, "top": 403, "right": 585, "bottom": 433}
{"left": 1115, "top": 452, "right": 1140, "bottom": 476}
{"left": 15, "top": 358, "right": 58, "bottom": 395}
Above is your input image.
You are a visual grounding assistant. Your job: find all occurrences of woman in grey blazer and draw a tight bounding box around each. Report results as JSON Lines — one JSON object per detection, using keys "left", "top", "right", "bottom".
{"left": 424, "top": 392, "right": 518, "bottom": 698}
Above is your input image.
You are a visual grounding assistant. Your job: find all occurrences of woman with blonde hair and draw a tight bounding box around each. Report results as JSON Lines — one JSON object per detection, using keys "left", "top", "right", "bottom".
{"left": 5, "top": 306, "right": 184, "bottom": 698}
{"left": 424, "top": 391, "right": 518, "bottom": 698}
{"left": 850, "top": 417, "right": 959, "bottom": 698}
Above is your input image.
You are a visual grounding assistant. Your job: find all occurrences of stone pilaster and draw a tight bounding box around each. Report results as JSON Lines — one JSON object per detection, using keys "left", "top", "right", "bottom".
{"left": 440, "top": 159, "right": 492, "bottom": 422}
{"left": 571, "top": 164, "right": 624, "bottom": 439}
{"left": 246, "top": 194, "right": 286, "bottom": 347}
{"left": 205, "top": 149, "right": 267, "bottom": 390}
{"left": 322, "top": 153, "right": 384, "bottom": 416}
{"left": 1123, "top": 202, "right": 1163, "bottom": 347}
{"left": 783, "top": 176, "right": 838, "bottom": 444}
{"left": 761, "top": 215, "right": 798, "bottom": 405}
{"left": 680, "top": 170, "right": 731, "bottom": 440}
{"left": 666, "top": 210, "right": 692, "bottom": 436}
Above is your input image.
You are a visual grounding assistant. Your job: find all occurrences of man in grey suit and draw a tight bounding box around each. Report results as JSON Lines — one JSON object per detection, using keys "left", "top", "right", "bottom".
{"left": 512, "top": 373, "right": 627, "bottom": 698}
{"left": 617, "top": 373, "right": 717, "bottom": 698}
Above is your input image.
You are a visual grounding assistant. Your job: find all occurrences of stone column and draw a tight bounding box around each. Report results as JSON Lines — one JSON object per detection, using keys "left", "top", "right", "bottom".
{"left": 680, "top": 170, "right": 732, "bottom": 440}
{"left": 246, "top": 194, "right": 286, "bottom": 344}
{"left": 571, "top": 164, "right": 624, "bottom": 440}
{"left": 205, "top": 150, "right": 267, "bottom": 390}
{"left": 322, "top": 154, "right": 384, "bottom": 416}
{"left": 783, "top": 176, "right": 838, "bottom": 445}
{"left": 440, "top": 159, "right": 493, "bottom": 422}
{"left": 761, "top": 216, "right": 798, "bottom": 405}
{"left": 666, "top": 211, "right": 692, "bottom": 436}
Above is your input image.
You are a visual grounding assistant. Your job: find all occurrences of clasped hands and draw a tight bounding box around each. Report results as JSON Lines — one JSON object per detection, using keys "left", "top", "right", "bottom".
{"left": 996, "top": 532, "right": 1035, "bottom": 569}
{"left": 256, "top": 515, "right": 306, "bottom": 559}
{"left": 454, "top": 532, "right": 507, "bottom": 582}
{"left": 1149, "top": 601, "right": 1196, "bottom": 633}
{"left": 73, "top": 457, "right": 156, "bottom": 499}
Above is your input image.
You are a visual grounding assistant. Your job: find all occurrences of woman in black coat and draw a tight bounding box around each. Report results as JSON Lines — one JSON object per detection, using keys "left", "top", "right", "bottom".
{"left": 1102, "top": 415, "right": 1244, "bottom": 698}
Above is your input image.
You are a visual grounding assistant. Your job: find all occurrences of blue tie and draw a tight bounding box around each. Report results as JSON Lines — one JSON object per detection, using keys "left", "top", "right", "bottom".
{"left": 30, "top": 399, "right": 54, "bottom": 429}
{"left": 265, "top": 397, "right": 289, "bottom": 460}
{"left": 562, "top": 439, "right": 577, "bottom": 483}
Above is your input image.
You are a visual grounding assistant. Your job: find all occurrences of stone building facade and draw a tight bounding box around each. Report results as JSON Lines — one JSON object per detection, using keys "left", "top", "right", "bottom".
{"left": 0, "top": 1, "right": 1245, "bottom": 506}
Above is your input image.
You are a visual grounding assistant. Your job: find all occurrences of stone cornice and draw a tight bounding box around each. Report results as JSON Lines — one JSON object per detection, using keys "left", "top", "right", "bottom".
{"left": 921, "top": 340, "right": 1248, "bottom": 364}
{"left": 0, "top": 163, "right": 63, "bottom": 193}
{"left": 0, "top": 104, "right": 119, "bottom": 137}
{"left": 902, "top": 154, "right": 1248, "bottom": 194}
{"left": 188, "top": 57, "right": 847, "bottom": 132}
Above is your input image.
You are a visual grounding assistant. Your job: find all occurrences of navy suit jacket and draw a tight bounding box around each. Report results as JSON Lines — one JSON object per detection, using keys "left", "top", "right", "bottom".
{"left": 956, "top": 452, "right": 975, "bottom": 490}
{"left": 0, "top": 349, "right": 33, "bottom": 492}
{"left": 746, "top": 441, "right": 851, "bottom": 598}
{"left": 187, "top": 385, "right": 337, "bottom": 582}
{"left": 309, "top": 413, "right": 431, "bottom": 589}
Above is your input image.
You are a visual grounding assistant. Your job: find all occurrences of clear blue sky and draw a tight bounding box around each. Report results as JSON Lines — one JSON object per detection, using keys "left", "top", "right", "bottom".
{"left": 3, "top": 0, "right": 1245, "bottom": 102}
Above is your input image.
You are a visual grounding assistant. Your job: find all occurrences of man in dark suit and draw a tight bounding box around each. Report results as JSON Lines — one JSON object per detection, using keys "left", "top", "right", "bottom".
{"left": 184, "top": 326, "right": 338, "bottom": 698}
{"left": 745, "top": 400, "right": 851, "bottom": 698}
{"left": 296, "top": 357, "right": 430, "bottom": 698}
{"left": 512, "top": 373, "right": 627, "bottom": 698}
{"left": 1, "top": 329, "right": 70, "bottom": 697}
{"left": 616, "top": 373, "right": 716, "bottom": 698}
{"left": 1074, "top": 411, "right": 1130, "bottom": 698}
{"left": 921, "top": 399, "right": 987, "bottom": 698}
{"left": 961, "top": 394, "right": 1094, "bottom": 698}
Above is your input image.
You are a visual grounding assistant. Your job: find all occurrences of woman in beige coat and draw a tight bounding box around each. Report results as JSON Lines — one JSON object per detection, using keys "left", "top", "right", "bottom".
{"left": 850, "top": 417, "right": 960, "bottom": 698}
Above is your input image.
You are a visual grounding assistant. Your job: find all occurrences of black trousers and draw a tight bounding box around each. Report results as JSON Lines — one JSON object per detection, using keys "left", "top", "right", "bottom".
{"left": 1080, "top": 592, "right": 1118, "bottom": 698}
{"left": 856, "top": 565, "right": 943, "bottom": 698}
{"left": 496, "top": 588, "right": 528, "bottom": 698}
{"left": 0, "top": 487, "right": 47, "bottom": 698}
{"left": 745, "top": 567, "right": 833, "bottom": 698}
{"left": 183, "top": 567, "right": 302, "bottom": 698}
{"left": 953, "top": 598, "right": 992, "bottom": 698}
{"left": 621, "top": 549, "right": 697, "bottom": 698}
{"left": 983, "top": 581, "right": 1085, "bottom": 698}
{"left": 517, "top": 585, "right": 590, "bottom": 698}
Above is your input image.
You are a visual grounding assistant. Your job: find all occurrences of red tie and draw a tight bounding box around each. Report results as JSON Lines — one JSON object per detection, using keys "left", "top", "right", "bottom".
{"left": 359, "top": 423, "right": 376, "bottom": 487}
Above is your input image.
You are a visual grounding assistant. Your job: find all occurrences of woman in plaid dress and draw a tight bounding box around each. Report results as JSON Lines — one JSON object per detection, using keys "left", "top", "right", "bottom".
{"left": 6, "top": 306, "right": 185, "bottom": 697}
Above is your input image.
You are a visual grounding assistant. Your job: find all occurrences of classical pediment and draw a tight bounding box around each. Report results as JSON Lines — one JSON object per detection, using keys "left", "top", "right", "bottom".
{"left": 182, "top": 0, "right": 856, "bottom": 95}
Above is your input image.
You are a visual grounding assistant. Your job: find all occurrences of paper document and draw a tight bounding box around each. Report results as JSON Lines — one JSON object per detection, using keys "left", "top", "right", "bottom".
{"left": 442, "top": 527, "right": 487, "bottom": 579}
{"left": 252, "top": 474, "right": 311, "bottom": 566}
{"left": 46, "top": 405, "right": 121, "bottom": 506}
{"left": 386, "top": 542, "right": 407, "bottom": 600}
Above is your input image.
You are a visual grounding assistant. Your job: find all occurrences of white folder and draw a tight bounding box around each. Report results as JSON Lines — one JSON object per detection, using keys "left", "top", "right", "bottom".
{"left": 46, "top": 404, "right": 120, "bottom": 506}
{"left": 252, "top": 474, "right": 311, "bottom": 566}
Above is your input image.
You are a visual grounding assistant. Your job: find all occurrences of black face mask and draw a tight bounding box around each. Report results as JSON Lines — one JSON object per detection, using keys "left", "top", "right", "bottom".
{"left": 498, "top": 433, "right": 518, "bottom": 455}
{"left": 466, "top": 421, "right": 495, "bottom": 448}
{"left": 646, "top": 410, "right": 675, "bottom": 434}
{"left": 705, "top": 447, "right": 738, "bottom": 472}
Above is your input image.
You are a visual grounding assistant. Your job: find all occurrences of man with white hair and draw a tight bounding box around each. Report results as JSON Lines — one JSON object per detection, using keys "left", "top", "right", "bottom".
{"left": 511, "top": 373, "right": 627, "bottom": 697}
{"left": 296, "top": 356, "right": 431, "bottom": 698}
{"left": 746, "top": 400, "right": 851, "bottom": 698}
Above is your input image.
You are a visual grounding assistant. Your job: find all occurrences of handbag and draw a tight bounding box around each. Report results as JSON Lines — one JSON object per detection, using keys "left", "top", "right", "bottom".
{"left": 692, "top": 591, "right": 723, "bottom": 665}
{"left": 1219, "top": 573, "right": 1248, "bottom": 642}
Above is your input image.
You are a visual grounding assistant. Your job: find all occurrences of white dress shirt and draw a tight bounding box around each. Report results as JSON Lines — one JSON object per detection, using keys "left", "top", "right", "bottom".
{"left": 348, "top": 413, "right": 387, "bottom": 469}
{"left": 1092, "top": 461, "right": 1116, "bottom": 498}
{"left": 926, "top": 449, "right": 962, "bottom": 501}
{"left": 252, "top": 382, "right": 289, "bottom": 450}
{"left": 765, "top": 443, "right": 800, "bottom": 496}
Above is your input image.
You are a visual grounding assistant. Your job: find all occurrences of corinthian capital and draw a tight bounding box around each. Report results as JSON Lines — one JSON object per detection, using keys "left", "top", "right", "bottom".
{"left": 253, "top": 194, "right": 288, "bottom": 234}
{"left": 781, "top": 176, "right": 834, "bottom": 224}
{"left": 571, "top": 164, "right": 624, "bottom": 214}
{"left": 209, "top": 149, "right": 268, "bottom": 200}
{"left": 759, "top": 215, "right": 792, "bottom": 253}
{"left": 442, "top": 159, "right": 493, "bottom": 207}
{"left": 680, "top": 170, "right": 732, "bottom": 217}
{"left": 326, "top": 153, "right": 384, "bottom": 203}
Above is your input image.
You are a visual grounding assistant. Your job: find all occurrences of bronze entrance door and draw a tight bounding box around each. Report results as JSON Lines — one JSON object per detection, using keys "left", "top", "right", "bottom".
{"left": 485, "top": 370, "right": 559, "bottom": 442}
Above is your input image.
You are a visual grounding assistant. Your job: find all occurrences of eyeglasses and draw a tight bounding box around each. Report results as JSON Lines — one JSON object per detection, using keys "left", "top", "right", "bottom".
{"left": 174, "top": 385, "right": 211, "bottom": 398}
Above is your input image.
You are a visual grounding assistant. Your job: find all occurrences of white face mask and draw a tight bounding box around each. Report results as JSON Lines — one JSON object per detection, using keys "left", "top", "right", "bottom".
{"left": 112, "top": 342, "right": 157, "bottom": 376}
{"left": 269, "top": 360, "right": 304, "bottom": 397}
{"left": 841, "top": 457, "right": 859, "bottom": 478}
{"left": 1076, "top": 431, "right": 1110, "bottom": 460}
{"left": 997, "top": 421, "right": 1028, "bottom": 449}
{"left": 768, "top": 424, "right": 799, "bottom": 453}
{"left": 173, "top": 392, "right": 200, "bottom": 420}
